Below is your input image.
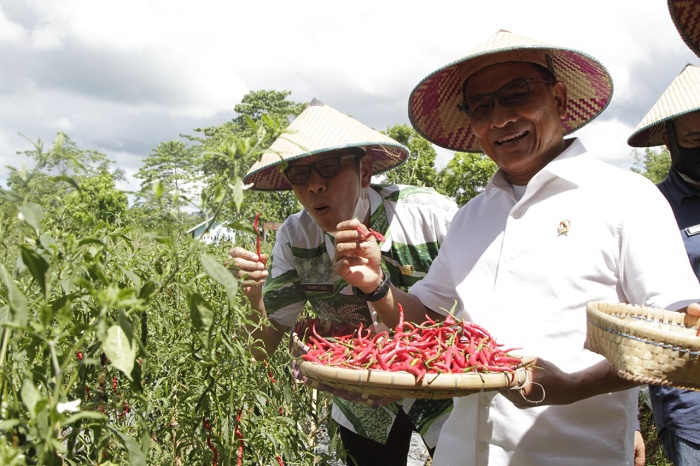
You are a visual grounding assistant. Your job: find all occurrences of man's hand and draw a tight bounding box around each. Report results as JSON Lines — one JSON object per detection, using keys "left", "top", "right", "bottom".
{"left": 227, "top": 246, "right": 268, "bottom": 309}
{"left": 634, "top": 429, "right": 646, "bottom": 466}
{"left": 500, "top": 358, "right": 639, "bottom": 408}
{"left": 333, "top": 218, "right": 384, "bottom": 293}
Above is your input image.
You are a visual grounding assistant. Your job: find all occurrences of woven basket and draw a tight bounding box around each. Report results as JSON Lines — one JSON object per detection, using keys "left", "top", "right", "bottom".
{"left": 586, "top": 301, "right": 700, "bottom": 390}
{"left": 290, "top": 318, "right": 530, "bottom": 405}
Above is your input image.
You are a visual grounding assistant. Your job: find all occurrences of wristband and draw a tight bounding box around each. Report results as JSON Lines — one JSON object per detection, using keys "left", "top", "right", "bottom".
{"left": 353, "top": 272, "right": 391, "bottom": 302}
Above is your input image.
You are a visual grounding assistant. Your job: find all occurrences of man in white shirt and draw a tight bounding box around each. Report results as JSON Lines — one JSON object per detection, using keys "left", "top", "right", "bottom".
{"left": 332, "top": 30, "right": 700, "bottom": 466}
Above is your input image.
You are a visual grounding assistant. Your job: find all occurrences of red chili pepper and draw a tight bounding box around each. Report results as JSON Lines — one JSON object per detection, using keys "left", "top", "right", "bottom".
{"left": 202, "top": 417, "right": 218, "bottom": 466}
{"left": 368, "top": 228, "right": 385, "bottom": 241}
{"left": 112, "top": 376, "right": 118, "bottom": 393}
{"left": 264, "top": 361, "right": 277, "bottom": 383}
{"left": 76, "top": 351, "right": 83, "bottom": 361}
{"left": 235, "top": 409, "right": 244, "bottom": 466}
{"left": 253, "top": 212, "right": 262, "bottom": 261}
{"left": 276, "top": 455, "right": 285, "bottom": 466}
{"left": 355, "top": 226, "right": 385, "bottom": 242}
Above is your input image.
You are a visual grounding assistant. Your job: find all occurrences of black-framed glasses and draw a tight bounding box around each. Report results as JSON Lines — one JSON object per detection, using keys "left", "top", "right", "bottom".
{"left": 456, "top": 78, "right": 555, "bottom": 119}
{"left": 283, "top": 154, "right": 357, "bottom": 185}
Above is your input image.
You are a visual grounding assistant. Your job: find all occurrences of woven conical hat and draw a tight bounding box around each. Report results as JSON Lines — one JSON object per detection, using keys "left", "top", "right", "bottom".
{"left": 408, "top": 29, "right": 613, "bottom": 152}
{"left": 243, "top": 99, "right": 408, "bottom": 190}
{"left": 669, "top": 0, "right": 700, "bottom": 58}
{"left": 628, "top": 64, "right": 700, "bottom": 147}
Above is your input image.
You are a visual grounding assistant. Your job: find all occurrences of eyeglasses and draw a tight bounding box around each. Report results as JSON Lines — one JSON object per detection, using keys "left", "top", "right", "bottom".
{"left": 456, "top": 78, "right": 555, "bottom": 119}
{"left": 283, "top": 154, "right": 357, "bottom": 185}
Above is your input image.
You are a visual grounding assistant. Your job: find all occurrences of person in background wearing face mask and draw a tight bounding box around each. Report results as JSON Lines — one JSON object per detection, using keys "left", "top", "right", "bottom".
{"left": 228, "top": 99, "right": 457, "bottom": 466}
{"left": 628, "top": 63, "right": 700, "bottom": 466}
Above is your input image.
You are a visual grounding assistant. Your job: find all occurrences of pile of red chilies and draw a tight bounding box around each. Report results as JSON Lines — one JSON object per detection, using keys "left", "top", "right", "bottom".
{"left": 299, "top": 306, "right": 523, "bottom": 383}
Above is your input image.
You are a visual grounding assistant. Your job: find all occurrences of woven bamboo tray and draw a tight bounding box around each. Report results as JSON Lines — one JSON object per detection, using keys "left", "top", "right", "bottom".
{"left": 290, "top": 318, "right": 530, "bottom": 405}
{"left": 586, "top": 301, "right": 700, "bottom": 390}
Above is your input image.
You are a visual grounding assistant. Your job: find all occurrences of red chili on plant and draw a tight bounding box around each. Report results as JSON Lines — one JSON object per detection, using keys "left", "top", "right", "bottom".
{"left": 253, "top": 212, "right": 262, "bottom": 260}
{"left": 202, "top": 417, "right": 218, "bottom": 466}
{"left": 235, "top": 409, "right": 244, "bottom": 466}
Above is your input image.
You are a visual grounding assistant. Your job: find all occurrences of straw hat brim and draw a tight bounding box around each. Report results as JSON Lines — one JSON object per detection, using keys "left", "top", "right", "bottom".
{"left": 628, "top": 64, "right": 700, "bottom": 148}
{"left": 669, "top": 0, "right": 700, "bottom": 58}
{"left": 408, "top": 30, "right": 613, "bottom": 153}
{"left": 243, "top": 100, "right": 409, "bottom": 190}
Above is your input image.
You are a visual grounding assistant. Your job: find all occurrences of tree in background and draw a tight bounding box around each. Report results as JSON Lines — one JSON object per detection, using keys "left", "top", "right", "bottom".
{"left": 2, "top": 133, "right": 127, "bottom": 232}
{"left": 383, "top": 124, "right": 438, "bottom": 188}
{"left": 437, "top": 151, "right": 499, "bottom": 206}
{"left": 631, "top": 147, "right": 671, "bottom": 184}
{"left": 60, "top": 170, "right": 129, "bottom": 229}
{"left": 131, "top": 140, "right": 200, "bottom": 231}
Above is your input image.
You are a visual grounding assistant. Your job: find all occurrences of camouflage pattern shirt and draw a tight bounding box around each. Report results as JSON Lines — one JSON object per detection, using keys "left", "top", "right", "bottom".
{"left": 263, "top": 183, "right": 458, "bottom": 446}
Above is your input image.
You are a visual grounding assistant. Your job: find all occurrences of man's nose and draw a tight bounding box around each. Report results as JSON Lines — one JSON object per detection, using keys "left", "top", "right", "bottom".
{"left": 306, "top": 170, "right": 327, "bottom": 193}
{"left": 489, "top": 99, "right": 517, "bottom": 128}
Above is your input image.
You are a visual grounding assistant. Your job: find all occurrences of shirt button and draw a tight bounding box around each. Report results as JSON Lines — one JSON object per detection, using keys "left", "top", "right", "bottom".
{"left": 513, "top": 210, "right": 522, "bottom": 219}
{"left": 479, "top": 443, "right": 488, "bottom": 452}
{"left": 480, "top": 395, "right": 489, "bottom": 406}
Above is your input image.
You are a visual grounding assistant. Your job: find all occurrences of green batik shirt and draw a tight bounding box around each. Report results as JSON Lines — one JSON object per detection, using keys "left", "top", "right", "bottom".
{"left": 263, "top": 183, "right": 458, "bottom": 447}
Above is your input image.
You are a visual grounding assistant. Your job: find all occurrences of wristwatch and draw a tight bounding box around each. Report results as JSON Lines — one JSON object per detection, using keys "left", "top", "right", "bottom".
{"left": 352, "top": 272, "right": 391, "bottom": 302}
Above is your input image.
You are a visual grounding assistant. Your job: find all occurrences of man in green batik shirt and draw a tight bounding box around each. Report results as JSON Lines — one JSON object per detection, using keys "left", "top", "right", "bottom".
{"left": 228, "top": 99, "right": 457, "bottom": 465}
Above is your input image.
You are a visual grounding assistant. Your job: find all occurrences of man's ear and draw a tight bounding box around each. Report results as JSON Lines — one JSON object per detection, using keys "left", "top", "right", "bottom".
{"left": 661, "top": 131, "right": 669, "bottom": 147}
{"left": 554, "top": 81, "right": 568, "bottom": 120}
{"left": 359, "top": 155, "right": 373, "bottom": 188}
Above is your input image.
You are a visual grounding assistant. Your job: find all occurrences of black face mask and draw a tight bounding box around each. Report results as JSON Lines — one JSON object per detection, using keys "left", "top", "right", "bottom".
{"left": 675, "top": 145, "right": 700, "bottom": 181}
{"left": 666, "top": 120, "right": 700, "bottom": 181}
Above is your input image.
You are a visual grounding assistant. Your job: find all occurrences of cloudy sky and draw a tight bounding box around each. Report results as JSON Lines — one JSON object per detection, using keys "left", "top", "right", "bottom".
{"left": 1, "top": 0, "right": 698, "bottom": 194}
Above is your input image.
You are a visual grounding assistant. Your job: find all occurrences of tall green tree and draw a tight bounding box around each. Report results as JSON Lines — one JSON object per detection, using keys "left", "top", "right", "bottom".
{"left": 630, "top": 147, "right": 671, "bottom": 184}
{"left": 383, "top": 124, "right": 439, "bottom": 188}
{"left": 131, "top": 140, "right": 199, "bottom": 230}
{"left": 437, "top": 151, "right": 498, "bottom": 206}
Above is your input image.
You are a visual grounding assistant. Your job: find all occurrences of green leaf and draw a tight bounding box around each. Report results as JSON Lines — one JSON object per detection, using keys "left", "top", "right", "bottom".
{"left": 138, "top": 280, "right": 157, "bottom": 300}
{"left": 64, "top": 410, "right": 109, "bottom": 425}
{"left": 232, "top": 177, "right": 245, "bottom": 212}
{"left": 20, "top": 245, "right": 49, "bottom": 297}
{"left": 200, "top": 254, "right": 238, "bottom": 305}
{"left": 78, "top": 238, "right": 106, "bottom": 247}
{"left": 109, "top": 428, "right": 147, "bottom": 466}
{"left": 20, "top": 379, "right": 40, "bottom": 416}
{"left": 0, "top": 264, "right": 28, "bottom": 326}
{"left": 49, "top": 174, "right": 81, "bottom": 191}
{"left": 0, "top": 419, "right": 21, "bottom": 430}
{"left": 103, "top": 324, "right": 135, "bottom": 381}
{"left": 144, "top": 233, "right": 172, "bottom": 247}
{"left": 18, "top": 203, "right": 43, "bottom": 235}
{"left": 227, "top": 219, "right": 256, "bottom": 235}
{"left": 153, "top": 180, "right": 165, "bottom": 199}
{"left": 0, "top": 188, "right": 23, "bottom": 203}
{"left": 188, "top": 292, "right": 214, "bottom": 348}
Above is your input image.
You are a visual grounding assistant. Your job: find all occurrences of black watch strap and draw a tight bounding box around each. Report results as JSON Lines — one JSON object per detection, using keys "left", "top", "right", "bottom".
{"left": 353, "top": 272, "right": 391, "bottom": 302}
